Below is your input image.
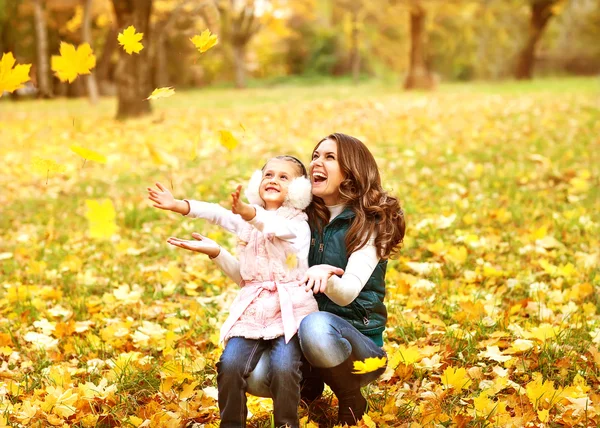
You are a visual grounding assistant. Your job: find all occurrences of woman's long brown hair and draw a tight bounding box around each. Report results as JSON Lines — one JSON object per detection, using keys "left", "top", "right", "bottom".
{"left": 306, "top": 133, "right": 406, "bottom": 259}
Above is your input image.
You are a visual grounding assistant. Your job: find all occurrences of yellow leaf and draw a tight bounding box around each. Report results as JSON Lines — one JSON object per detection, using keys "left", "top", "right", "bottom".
{"left": 361, "top": 413, "right": 377, "bottom": 428}
{"left": 442, "top": 366, "right": 472, "bottom": 391}
{"left": 0, "top": 52, "right": 31, "bottom": 95}
{"left": 179, "top": 381, "right": 199, "bottom": 400}
{"left": 146, "top": 142, "right": 179, "bottom": 168}
{"left": 31, "top": 157, "right": 66, "bottom": 182}
{"left": 219, "top": 130, "right": 239, "bottom": 151}
{"left": 397, "top": 345, "right": 421, "bottom": 365}
{"left": 285, "top": 253, "right": 297, "bottom": 269}
{"left": 84, "top": 199, "right": 117, "bottom": 239}
{"left": 118, "top": 25, "right": 144, "bottom": 54}
{"left": 147, "top": 86, "right": 175, "bottom": 100}
{"left": 65, "top": 6, "right": 83, "bottom": 33}
{"left": 128, "top": 416, "right": 145, "bottom": 427}
{"left": 190, "top": 29, "right": 219, "bottom": 53}
{"left": 537, "top": 408, "right": 549, "bottom": 422}
{"left": 352, "top": 356, "right": 387, "bottom": 374}
{"left": 51, "top": 42, "right": 96, "bottom": 83}
{"left": 70, "top": 145, "right": 107, "bottom": 164}
{"left": 526, "top": 374, "right": 556, "bottom": 409}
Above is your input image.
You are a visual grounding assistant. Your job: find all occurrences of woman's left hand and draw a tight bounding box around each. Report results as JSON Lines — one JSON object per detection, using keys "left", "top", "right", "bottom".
{"left": 303, "top": 264, "right": 345, "bottom": 294}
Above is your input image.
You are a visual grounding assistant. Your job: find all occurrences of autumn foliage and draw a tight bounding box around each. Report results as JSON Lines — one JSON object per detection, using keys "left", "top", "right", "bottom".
{"left": 0, "top": 78, "right": 598, "bottom": 427}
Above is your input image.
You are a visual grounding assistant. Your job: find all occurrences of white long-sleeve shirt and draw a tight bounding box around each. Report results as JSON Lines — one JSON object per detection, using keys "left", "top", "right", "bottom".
{"left": 211, "top": 204, "right": 380, "bottom": 306}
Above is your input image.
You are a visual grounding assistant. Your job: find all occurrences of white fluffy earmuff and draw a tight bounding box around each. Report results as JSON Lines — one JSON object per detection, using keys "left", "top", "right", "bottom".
{"left": 284, "top": 176, "right": 312, "bottom": 210}
{"left": 243, "top": 170, "right": 313, "bottom": 210}
{"left": 244, "top": 170, "right": 265, "bottom": 207}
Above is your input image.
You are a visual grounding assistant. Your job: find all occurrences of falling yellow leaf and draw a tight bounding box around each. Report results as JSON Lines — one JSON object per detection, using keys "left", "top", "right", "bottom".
{"left": 84, "top": 199, "right": 117, "bottom": 239}
{"left": 70, "top": 145, "right": 107, "bottom": 164}
{"left": 31, "top": 156, "right": 66, "bottom": 183}
{"left": 219, "top": 130, "right": 239, "bottom": 151}
{"left": 146, "top": 142, "right": 179, "bottom": 168}
{"left": 353, "top": 356, "right": 387, "bottom": 374}
{"left": 51, "top": 42, "right": 96, "bottom": 83}
{"left": 118, "top": 25, "right": 144, "bottom": 54}
{"left": 146, "top": 86, "right": 175, "bottom": 100}
{"left": 190, "top": 29, "right": 219, "bottom": 53}
{"left": 65, "top": 6, "right": 83, "bottom": 33}
{"left": 0, "top": 52, "right": 31, "bottom": 96}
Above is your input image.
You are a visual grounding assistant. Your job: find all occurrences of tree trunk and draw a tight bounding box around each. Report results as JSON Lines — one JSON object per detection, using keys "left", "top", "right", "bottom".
{"left": 32, "top": 0, "right": 52, "bottom": 97}
{"left": 350, "top": 8, "right": 360, "bottom": 84}
{"left": 404, "top": 1, "right": 434, "bottom": 90}
{"left": 515, "top": 0, "right": 557, "bottom": 80}
{"left": 111, "top": 0, "right": 153, "bottom": 120}
{"left": 82, "top": 0, "right": 99, "bottom": 104}
{"left": 232, "top": 43, "right": 247, "bottom": 89}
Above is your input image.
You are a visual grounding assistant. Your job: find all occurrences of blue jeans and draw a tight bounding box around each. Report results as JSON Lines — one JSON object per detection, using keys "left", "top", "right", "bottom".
{"left": 246, "top": 312, "right": 386, "bottom": 397}
{"left": 217, "top": 335, "right": 302, "bottom": 428}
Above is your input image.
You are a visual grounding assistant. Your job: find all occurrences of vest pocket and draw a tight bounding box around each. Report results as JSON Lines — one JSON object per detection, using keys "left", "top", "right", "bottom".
{"left": 352, "top": 301, "right": 370, "bottom": 326}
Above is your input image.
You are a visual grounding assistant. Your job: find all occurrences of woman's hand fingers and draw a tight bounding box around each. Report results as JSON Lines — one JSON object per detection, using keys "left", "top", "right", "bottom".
{"left": 155, "top": 182, "right": 166, "bottom": 192}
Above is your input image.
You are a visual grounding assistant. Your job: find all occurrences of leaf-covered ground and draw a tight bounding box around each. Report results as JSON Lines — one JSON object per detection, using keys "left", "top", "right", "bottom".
{"left": 0, "top": 78, "right": 598, "bottom": 427}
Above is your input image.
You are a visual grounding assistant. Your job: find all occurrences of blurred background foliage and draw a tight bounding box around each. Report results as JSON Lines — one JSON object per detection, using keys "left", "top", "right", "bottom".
{"left": 1, "top": 0, "right": 599, "bottom": 99}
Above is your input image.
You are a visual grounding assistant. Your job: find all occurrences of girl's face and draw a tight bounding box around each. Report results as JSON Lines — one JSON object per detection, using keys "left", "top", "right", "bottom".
{"left": 259, "top": 159, "right": 300, "bottom": 210}
{"left": 310, "top": 139, "right": 344, "bottom": 206}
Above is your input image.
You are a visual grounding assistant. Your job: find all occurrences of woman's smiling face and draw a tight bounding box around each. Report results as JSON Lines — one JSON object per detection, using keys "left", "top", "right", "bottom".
{"left": 310, "top": 139, "right": 345, "bottom": 206}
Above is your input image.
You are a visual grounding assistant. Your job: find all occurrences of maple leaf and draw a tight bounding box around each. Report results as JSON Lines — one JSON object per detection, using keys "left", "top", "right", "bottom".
{"left": 352, "top": 356, "right": 387, "bottom": 374}
{"left": 51, "top": 42, "right": 96, "bottom": 83}
{"left": 84, "top": 199, "right": 117, "bottom": 239}
{"left": 397, "top": 345, "right": 421, "bottom": 365}
{"left": 526, "top": 374, "right": 557, "bottom": 409}
{"left": 190, "top": 29, "right": 219, "bottom": 53}
{"left": 219, "top": 130, "right": 239, "bottom": 151}
{"left": 442, "top": 366, "right": 472, "bottom": 391}
{"left": 146, "top": 86, "right": 175, "bottom": 100}
{"left": 70, "top": 145, "right": 107, "bottom": 164}
{"left": 0, "top": 52, "right": 31, "bottom": 96}
{"left": 118, "top": 25, "right": 144, "bottom": 54}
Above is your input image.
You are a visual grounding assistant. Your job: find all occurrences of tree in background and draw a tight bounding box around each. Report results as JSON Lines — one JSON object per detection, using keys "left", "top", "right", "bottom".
{"left": 218, "top": 0, "right": 264, "bottom": 88}
{"left": 111, "top": 0, "right": 153, "bottom": 119}
{"left": 32, "top": 0, "right": 53, "bottom": 97}
{"left": 404, "top": 0, "right": 434, "bottom": 89}
{"left": 515, "top": 0, "right": 564, "bottom": 79}
{"left": 82, "top": 0, "right": 99, "bottom": 103}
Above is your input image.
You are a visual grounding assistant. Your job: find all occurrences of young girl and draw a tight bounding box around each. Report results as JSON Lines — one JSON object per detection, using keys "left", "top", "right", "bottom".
{"left": 147, "top": 155, "right": 317, "bottom": 428}
{"left": 179, "top": 134, "right": 406, "bottom": 426}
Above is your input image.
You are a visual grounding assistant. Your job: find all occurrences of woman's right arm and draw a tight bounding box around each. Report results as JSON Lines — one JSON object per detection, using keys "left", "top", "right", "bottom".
{"left": 304, "top": 238, "right": 380, "bottom": 306}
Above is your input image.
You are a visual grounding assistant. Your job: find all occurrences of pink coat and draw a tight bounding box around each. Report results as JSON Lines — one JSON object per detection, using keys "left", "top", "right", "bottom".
{"left": 220, "top": 206, "right": 318, "bottom": 344}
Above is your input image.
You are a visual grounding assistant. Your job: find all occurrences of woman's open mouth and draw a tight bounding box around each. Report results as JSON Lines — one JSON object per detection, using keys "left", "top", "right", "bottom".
{"left": 312, "top": 172, "right": 327, "bottom": 184}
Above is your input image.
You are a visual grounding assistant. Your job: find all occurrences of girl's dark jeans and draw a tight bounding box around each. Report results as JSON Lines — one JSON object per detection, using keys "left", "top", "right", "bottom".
{"left": 217, "top": 335, "right": 302, "bottom": 428}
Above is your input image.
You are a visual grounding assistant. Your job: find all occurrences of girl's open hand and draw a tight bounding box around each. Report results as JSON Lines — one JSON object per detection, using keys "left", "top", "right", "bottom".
{"left": 148, "top": 182, "right": 176, "bottom": 211}
{"left": 167, "top": 233, "right": 220, "bottom": 258}
{"left": 231, "top": 185, "right": 255, "bottom": 220}
{"left": 303, "top": 264, "right": 345, "bottom": 294}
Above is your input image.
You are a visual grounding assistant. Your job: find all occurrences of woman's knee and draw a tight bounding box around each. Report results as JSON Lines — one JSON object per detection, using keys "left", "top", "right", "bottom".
{"left": 299, "top": 313, "right": 351, "bottom": 367}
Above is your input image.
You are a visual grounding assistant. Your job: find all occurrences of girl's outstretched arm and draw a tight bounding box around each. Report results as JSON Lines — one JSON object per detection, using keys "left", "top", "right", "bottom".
{"left": 167, "top": 233, "right": 242, "bottom": 285}
{"left": 148, "top": 182, "right": 190, "bottom": 215}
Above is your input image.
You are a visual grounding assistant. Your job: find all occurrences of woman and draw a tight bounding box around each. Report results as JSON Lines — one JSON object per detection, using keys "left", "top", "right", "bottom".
{"left": 169, "top": 133, "right": 405, "bottom": 426}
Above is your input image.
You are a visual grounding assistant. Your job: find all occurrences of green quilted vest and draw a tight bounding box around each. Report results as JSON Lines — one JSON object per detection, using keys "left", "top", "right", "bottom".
{"left": 309, "top": 208, "right": 387, "bottom": 346}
